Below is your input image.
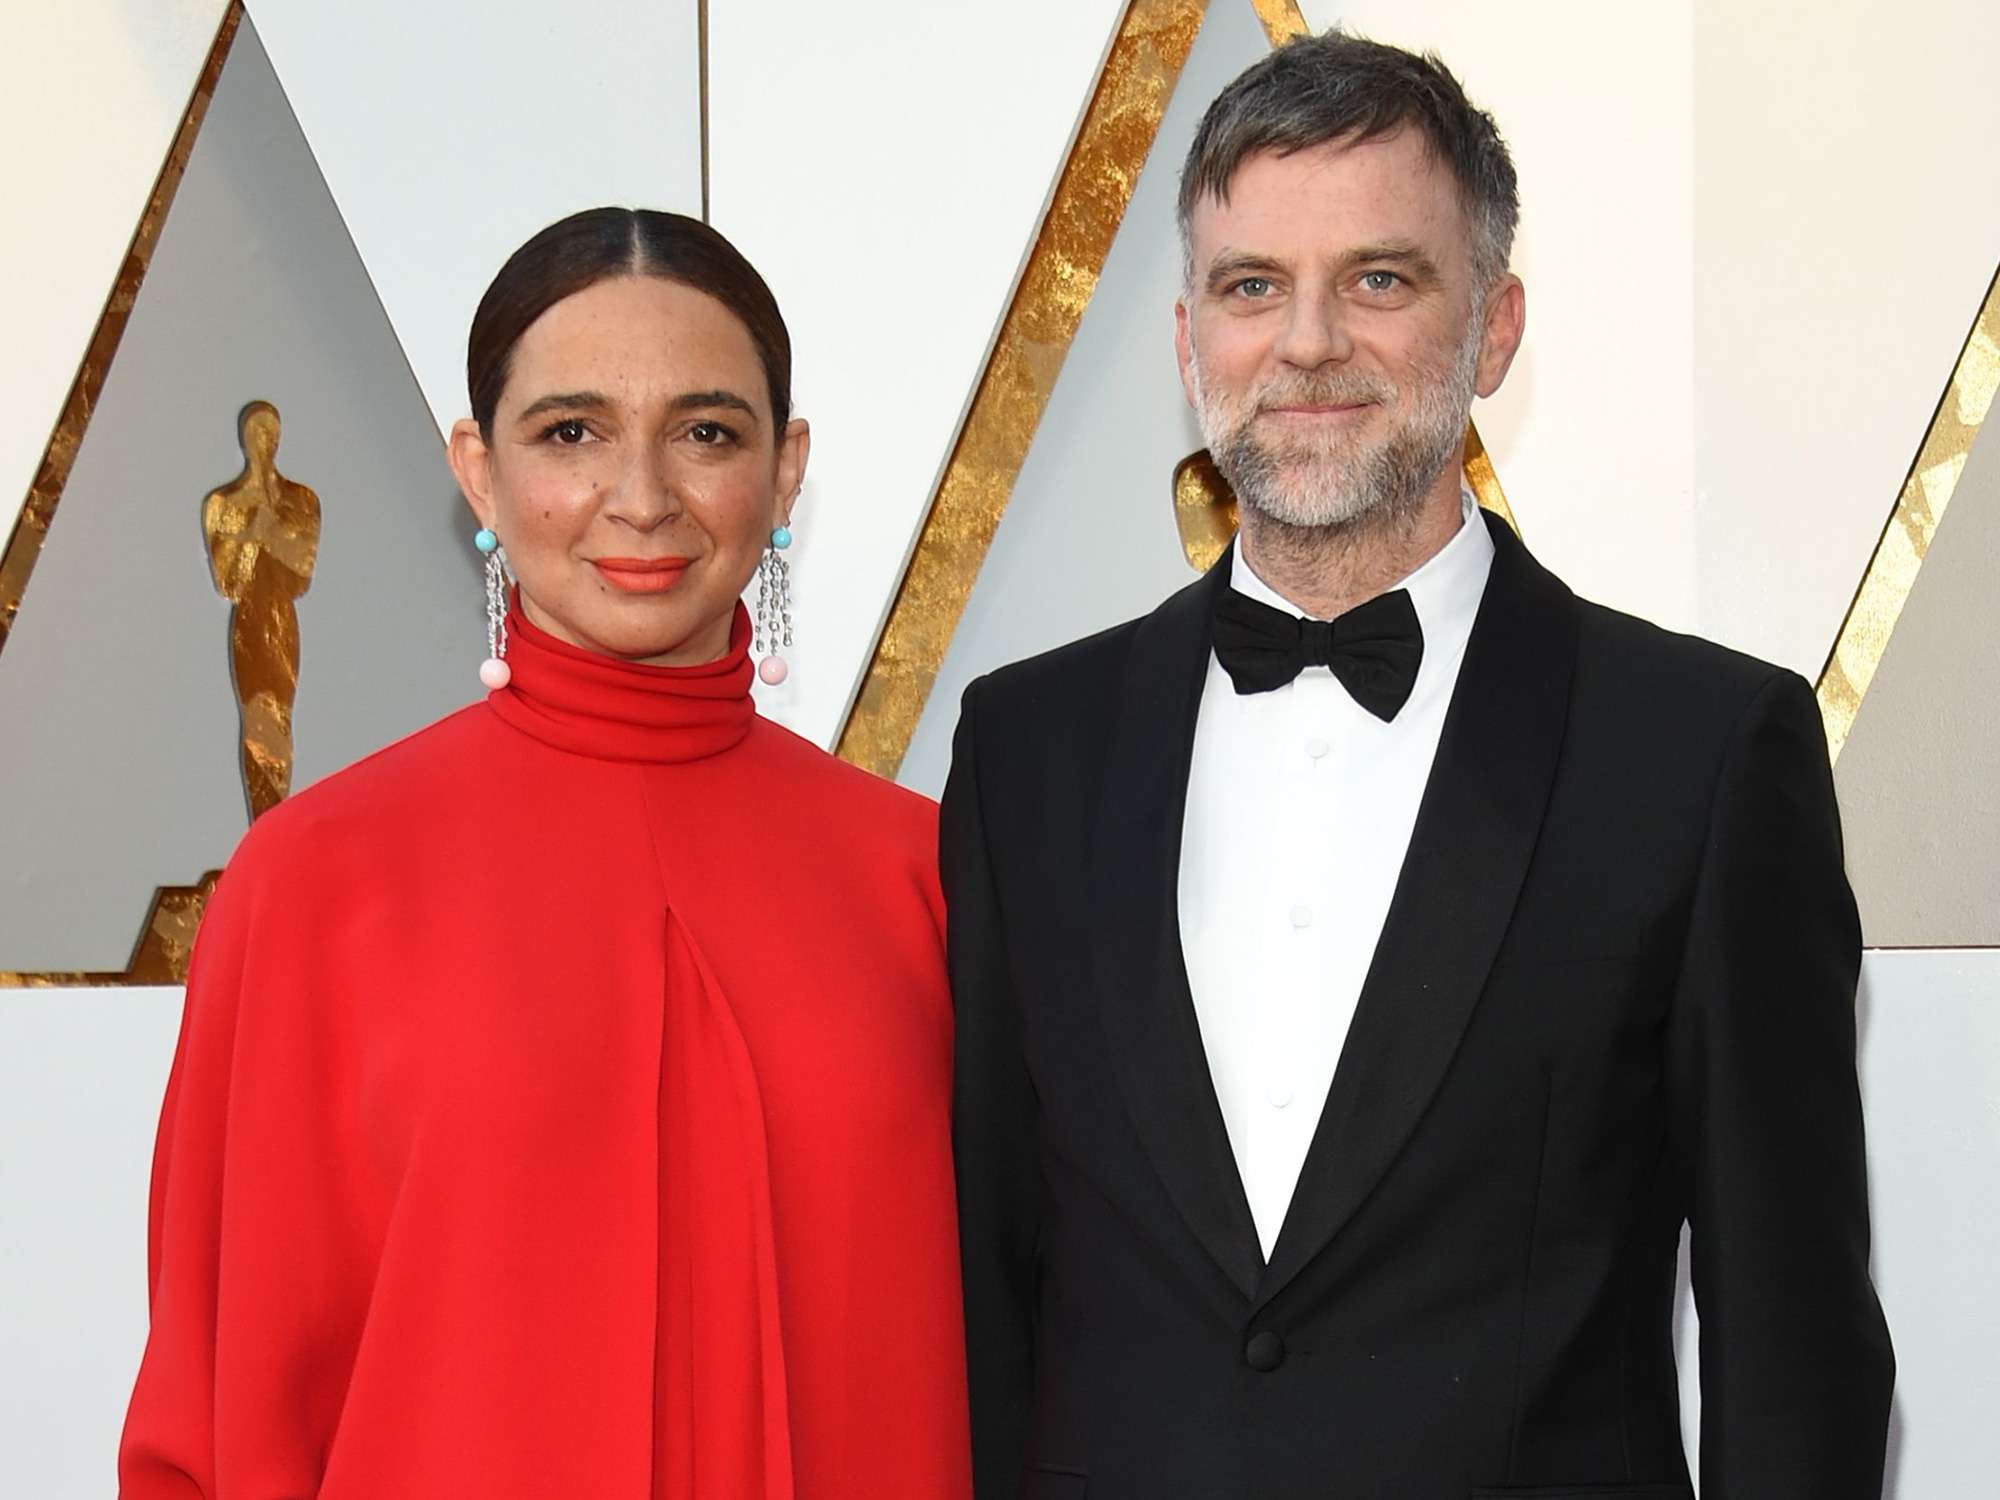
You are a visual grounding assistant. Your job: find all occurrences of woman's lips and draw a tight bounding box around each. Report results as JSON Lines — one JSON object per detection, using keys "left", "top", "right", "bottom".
{"left": 591, "top": 557, "right": 692, "bottom": 594}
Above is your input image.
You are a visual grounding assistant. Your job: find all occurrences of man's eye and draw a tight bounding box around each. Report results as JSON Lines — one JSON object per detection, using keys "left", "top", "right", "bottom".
{"left": 689, "top": 421, "right": 736, "bottom": 445}
{"left": 1232, "top": 277, "right": 1273, "bottom": 298}
{"left": 1361, "top": 270, "right": 1402, "bottom": 293}
{"left": 544, "top": 419, "right": 589, "bottom": 445}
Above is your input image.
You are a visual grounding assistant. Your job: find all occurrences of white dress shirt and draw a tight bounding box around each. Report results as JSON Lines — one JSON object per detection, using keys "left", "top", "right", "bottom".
{"left": 1178, "top": 494, "right": 1495, "bottom": 1259}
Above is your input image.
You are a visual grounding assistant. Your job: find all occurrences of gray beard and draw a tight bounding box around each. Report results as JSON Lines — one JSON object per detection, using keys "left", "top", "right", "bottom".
{"left": 1192, "top": 325, "right": 1480, "bottom": 534}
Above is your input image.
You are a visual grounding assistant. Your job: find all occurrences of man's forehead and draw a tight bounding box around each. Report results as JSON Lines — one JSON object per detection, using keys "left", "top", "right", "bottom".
{"left": 1187, "top": 134, "right": 1466, "bottom": 260}
{"left": 1217, "top": 123, "right": 1438, "bottom": 187}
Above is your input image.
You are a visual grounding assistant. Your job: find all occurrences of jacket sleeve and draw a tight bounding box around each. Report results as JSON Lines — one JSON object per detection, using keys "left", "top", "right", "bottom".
{"left": 941, "top": 680, "right": 1042, "bottom": 1500}
{"left": 1670, "top": 669, "right": 1895, "bottom": 1497}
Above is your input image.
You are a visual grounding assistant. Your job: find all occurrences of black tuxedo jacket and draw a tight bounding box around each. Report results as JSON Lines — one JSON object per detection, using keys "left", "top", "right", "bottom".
{"left": 941, "top": 514, "right": 1892, "bottom": 1500}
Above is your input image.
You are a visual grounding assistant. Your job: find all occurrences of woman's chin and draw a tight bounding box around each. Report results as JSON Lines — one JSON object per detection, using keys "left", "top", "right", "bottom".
{"left": 591, "top": 612, "right": 733, "bottom": 667}
{"left": 521, "top": 582, "right": 739, "bottom": 667}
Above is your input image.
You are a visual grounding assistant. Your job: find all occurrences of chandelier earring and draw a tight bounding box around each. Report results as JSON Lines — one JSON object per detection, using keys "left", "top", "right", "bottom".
{"left": 754, "top": 519, "right": 794, "bottom": 685}
{"left": 474, "top": 527, "right": 512, "bottom": 690}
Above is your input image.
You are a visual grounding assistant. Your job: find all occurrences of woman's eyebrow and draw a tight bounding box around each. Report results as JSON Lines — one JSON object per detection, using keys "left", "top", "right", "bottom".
{"left": 513, "top": 389, "right": 760, "bottom": 422}
{"left": 670, "top": 389, "right": 758, "bottom": 417}
{"left": 515, "top": 390, "right": 610, "bottom": 421}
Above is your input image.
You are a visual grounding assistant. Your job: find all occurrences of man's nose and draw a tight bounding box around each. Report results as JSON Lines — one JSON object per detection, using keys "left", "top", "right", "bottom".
{"left": 1271, "top": 287, "right": 1354, "bottom": 369}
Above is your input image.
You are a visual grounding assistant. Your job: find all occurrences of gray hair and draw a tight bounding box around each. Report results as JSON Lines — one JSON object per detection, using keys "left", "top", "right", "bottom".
{"left": 1177, "top": 30, "right": 1519, "bottom": 292}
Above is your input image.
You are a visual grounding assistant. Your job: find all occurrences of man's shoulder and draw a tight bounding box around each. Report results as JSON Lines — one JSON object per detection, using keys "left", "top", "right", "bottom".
{"left": 950, "top": 569, "right": 1217, "bottom": 781}
{"left": 1569, "top": 592, "right": 1803, "bottom": 734}
{"left": 967, "top": 567, "right": 1212, "bottom": 717}
{"left": 971, "top": 615, "right": 1146, "bottom": 712}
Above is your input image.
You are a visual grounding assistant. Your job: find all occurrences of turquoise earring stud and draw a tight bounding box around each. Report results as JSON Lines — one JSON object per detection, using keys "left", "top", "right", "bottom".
{"left": 770, "top": 524, "right": 792, "bottom": 550}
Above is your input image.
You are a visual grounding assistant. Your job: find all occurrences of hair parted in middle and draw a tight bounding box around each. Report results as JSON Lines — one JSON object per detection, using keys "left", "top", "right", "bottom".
{"left": 466, "top": 207, "right": 793, "bottom": 440}
{"left": 1177, "top": 29, "right": 1519, "bottom": 291}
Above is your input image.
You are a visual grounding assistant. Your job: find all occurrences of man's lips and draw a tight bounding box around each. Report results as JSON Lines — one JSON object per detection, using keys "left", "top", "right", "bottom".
{"left": 591, "top": 557, "right": 693, "bottom": 594}
{"left": 1261, "top": 401, "right": 1375, "bottom": 416}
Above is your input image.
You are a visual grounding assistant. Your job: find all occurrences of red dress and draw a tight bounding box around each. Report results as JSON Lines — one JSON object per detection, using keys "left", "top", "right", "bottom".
{"left": 119, "top": 603, "right": 973, "bottom": 1499}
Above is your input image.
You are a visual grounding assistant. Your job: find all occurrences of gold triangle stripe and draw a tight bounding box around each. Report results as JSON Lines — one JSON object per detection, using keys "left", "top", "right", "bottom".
{"left": 833, "top": 0, "right": 1209, "bottom": 776}
{"left": 0, "top": 3, "right": 243, "bottom": 661}
{"left": 1817, "top": 261, "right": 2000, "bottom": 762}
{"left": 1250, "top": 0, "right": 1310, "bottom": 44}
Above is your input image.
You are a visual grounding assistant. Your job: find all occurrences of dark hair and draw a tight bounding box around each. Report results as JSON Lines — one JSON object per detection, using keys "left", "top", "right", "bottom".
{"left": 1178, "top": 30, "right": 1519, "bottom": 288}
{"left": 467, "top": 207, "right": 792, "bottom": 437}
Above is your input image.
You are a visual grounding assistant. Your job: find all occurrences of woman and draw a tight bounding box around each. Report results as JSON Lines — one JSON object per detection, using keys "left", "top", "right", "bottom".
{"left": 120, "top": 208, "right": 972, "bottom": 1498}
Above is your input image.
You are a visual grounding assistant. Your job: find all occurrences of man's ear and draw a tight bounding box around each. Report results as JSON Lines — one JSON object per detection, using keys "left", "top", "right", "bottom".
{"left": 1474, "top": 274, "right": 1526, "bottom": 399}
{"left": 1174, "top": 299, "right": 1199, "bottom": 410}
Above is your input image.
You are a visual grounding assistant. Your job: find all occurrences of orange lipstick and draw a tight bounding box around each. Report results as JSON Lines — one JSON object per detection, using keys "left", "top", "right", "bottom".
{"left": 591, "top": 557, "right": 692, "bottom": 594}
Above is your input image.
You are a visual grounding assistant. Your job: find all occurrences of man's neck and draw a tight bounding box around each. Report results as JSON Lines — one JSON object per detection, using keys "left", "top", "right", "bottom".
{"left": 1237, "top": 474, "right": 1465, "bottom": 621}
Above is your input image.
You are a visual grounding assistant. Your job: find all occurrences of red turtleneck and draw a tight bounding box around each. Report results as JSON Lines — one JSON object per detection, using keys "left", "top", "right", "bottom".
{"left": 120, "top": 603, "right": 972, "bottom": 1499}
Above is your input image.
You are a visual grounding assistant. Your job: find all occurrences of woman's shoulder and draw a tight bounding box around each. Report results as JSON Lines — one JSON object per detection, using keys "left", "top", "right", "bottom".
{"left": 741, "top": 716, "right": 945, "bottom": 940}
{"left": 744, "top": 715, "right": 938, "bottom": 834}
{"left": 741, "top": 717, "right": 941, "bottom": 896}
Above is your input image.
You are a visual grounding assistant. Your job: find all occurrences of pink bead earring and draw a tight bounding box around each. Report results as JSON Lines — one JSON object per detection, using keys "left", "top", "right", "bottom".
{"left": 475, "top": 527, "right": 511, "bottom": 689}
{"left": 754, "top": 522, "right": 793, "bottom": 685}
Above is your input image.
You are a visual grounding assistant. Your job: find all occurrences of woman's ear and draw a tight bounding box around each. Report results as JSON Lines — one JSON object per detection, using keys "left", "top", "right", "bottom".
{"left": 774, "top": 418, "right": 810, "bottom": 528}
{"left": 447, "top": 418, "right": 498, "bottom": 532}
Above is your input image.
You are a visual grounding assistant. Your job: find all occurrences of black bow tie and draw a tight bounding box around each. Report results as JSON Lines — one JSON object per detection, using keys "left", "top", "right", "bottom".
{"left": 1212, "top": 585, "right": 1425, "bottom": 720}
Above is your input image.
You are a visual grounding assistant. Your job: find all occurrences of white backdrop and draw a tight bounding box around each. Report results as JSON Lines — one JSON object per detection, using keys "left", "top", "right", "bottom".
{"left": 1304, "top": 0, "right": 2000, "bottom": 678}
{"left": 1312, "top": 0, "right": 1700, "bottom": 634}
{"left": 2, "top": 990, "right": 181, "bottom": 1496}
{"left": 709, "top": 0, "right": 1129, "bottom": 743}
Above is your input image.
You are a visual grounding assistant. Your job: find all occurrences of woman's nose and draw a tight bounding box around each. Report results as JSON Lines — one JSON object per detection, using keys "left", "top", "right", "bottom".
{"left": 603, "top": 448, "right": 683, "bottom": 529}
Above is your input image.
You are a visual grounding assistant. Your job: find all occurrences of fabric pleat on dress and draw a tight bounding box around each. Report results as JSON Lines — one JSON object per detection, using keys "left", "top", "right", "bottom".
{"left": 655, "top": 910, "right": 794, "bottom": 1499}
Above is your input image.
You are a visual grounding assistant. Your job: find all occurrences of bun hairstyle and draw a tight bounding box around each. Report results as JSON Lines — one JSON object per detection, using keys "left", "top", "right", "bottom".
{"left": 466, "top": 207, "right": 793, "bottom": 437}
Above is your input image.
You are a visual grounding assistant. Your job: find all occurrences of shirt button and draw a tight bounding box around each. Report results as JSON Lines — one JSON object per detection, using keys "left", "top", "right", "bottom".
{"left": 1305, "top": 737, "right": 1330, "bottom": 759}
{"left": 1265, "top": 1082, "right": 1293, "bottom": 1109}
{"left": 1289, "top": 905, "right": 1312, "bottom": 929}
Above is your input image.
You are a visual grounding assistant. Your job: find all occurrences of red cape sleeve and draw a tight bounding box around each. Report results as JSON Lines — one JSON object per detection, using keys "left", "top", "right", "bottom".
{"left": 118, "top": 815, "right": 374, "bottom": 1497}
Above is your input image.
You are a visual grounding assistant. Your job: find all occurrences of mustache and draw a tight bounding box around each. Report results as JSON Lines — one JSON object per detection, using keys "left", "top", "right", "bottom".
{"left": 1249, "top": 372, "right": 1399, "bottom": 412}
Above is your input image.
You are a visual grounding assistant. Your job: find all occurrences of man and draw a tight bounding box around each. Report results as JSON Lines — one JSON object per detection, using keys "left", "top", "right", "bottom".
{"left": 943, "top": 31, "right": 1892, "bottom": 1500}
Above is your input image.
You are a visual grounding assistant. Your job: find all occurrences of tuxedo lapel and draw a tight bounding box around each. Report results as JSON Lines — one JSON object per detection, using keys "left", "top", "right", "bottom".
{"left": 1256, "top": 513, "right": 1580, "bottom": 1309}
{"left": 1090, "top": 552, "right": 1264, "bottom": 1302}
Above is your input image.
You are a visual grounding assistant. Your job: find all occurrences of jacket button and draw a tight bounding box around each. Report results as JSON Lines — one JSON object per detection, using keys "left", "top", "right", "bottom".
{"left": 1245, "top": 1331, "right": 1286, "bottom": 1372}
